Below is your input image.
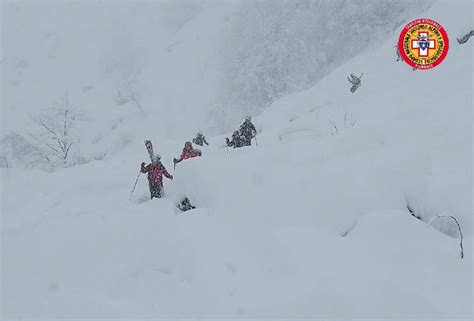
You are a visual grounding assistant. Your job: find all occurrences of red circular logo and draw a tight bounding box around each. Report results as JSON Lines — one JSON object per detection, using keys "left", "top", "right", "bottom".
{"left": 398, "top": 18, "right": 449, "bottom": 70}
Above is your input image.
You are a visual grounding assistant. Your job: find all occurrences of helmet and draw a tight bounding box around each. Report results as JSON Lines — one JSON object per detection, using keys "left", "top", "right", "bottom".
{"left": 152, "top": 154, "right": 161, "bottom": 162}
{"left": 185, "top": 141, "right": 192, "bottom": 148}
{"left": 197, "top": 130, "right": 203, "bottom": 135}
{"left": 245, "top": 116, "right": 252, "bottom": 122}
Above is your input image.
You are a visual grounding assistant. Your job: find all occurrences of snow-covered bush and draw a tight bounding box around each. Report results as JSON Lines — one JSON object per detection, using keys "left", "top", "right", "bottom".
{"left": 0, "top": 94, "right": 86, "bottom": 171}
{"left": 28, "top": 94, "right": 83, "bottom": 168}
{"left": 0, "top": 132, "right": 54, "bottom": 171}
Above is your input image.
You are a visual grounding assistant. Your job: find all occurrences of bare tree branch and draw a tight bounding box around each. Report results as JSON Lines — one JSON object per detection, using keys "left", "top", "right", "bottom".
{"left": 29, "top": 94, "right": 82, "bottom": 168}
{"left": 428, "top": 215, "right": 464, "bottom": 259}
{"left": 329, "top": 119, "right": 338, "bottom": 135}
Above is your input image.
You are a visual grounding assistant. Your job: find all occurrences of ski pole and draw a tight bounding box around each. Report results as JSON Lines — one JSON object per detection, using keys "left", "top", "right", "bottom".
{"left": 129, "top": 170, "right": 141, "bottom": 200}
{"left": 254, "top": 135, "right": 258, "bottom": 147}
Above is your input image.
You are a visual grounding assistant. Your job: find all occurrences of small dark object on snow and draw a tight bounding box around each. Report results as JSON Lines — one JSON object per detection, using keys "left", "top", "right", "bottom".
{"left": 178, "top": 197, "right": 196, "bottom": 212}
{"left": 347, "top": 73, "right": 362, "bottom": 93}
{"left": 192, "top": 131, "right": 209, "bottom": 146}
{"left": 457, "top": 30, "right": 474, "bottom": 45}
{"left": 407, "top": 203, "right": 421, "bottom": 220}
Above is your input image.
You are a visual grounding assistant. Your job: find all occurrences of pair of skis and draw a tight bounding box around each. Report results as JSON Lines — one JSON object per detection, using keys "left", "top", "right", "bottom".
{"left": 144, "top": 139, "right": 154, "bottom": 161}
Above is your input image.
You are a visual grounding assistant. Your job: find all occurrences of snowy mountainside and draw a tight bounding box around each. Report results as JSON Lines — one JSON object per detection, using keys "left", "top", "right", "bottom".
{"left": 1, "top": 0, "right": 431, "bottom": 171}
{"left": 256, "top": 0, "right": 473, "bottom": 235}
{"left": 2, "top": 0, "right": 473, "bottom": 319}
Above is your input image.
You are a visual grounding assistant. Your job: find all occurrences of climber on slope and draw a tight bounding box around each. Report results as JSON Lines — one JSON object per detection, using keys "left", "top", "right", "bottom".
{"left": 173, "top": 141, "right": 202, "bottom": 166}
{"left": 141, "top": 154, "right": 173, "bottom": 199}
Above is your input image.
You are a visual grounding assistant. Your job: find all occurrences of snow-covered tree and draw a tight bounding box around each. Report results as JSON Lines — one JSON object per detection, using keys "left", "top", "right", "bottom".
{"left": 213, "top": 0, "right": 429, "bottom": 131}
{"left": 29, "top": 94, "right": 82, "bottom": 168}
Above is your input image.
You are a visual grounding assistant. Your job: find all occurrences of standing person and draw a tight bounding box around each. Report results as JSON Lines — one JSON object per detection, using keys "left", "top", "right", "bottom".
{"left": 239, "top": 116, "right": 257, "bottom": 146}
{"left": 173, "top": 142, "right": 202, "bottom": 165}
{"left": 192, "top": 131, "right": 209, "bottom": 146}
{"left": 141, "top": 154, "right": 173, "bottom": 199}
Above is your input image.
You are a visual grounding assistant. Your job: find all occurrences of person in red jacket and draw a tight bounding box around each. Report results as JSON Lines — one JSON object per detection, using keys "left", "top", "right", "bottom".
{"left": 141, "top": 154, "right": 173, "bottom": 199}
{"left": 173, "top": 142, "right": 202, "bottom": 165}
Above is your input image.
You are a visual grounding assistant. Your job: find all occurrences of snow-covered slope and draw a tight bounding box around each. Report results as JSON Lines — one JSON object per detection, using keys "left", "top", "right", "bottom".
{"left": 2, "top": 1, "right": 472, "bottom": 319}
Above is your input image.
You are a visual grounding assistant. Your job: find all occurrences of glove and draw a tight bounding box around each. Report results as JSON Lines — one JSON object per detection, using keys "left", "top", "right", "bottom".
{"left": 173, "top": 158, "right": 177, "bottom": 164}
{"left": 141, "top": 162, "right": 145, "bottom": 167}
{"left": 170, "top": 175, "right": 174, "bottom": 180}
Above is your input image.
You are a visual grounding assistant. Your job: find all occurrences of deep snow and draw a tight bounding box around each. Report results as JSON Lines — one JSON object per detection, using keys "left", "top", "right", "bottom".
{"left": 1, "top": 0, "right": 473, "bottom": 320}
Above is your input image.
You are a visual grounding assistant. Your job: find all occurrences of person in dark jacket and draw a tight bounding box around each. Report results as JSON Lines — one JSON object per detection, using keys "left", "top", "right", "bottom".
{"left": 141, "top": 154, "right": 173, "bottom": 199}
{"left": 192, "top": 131, "right": 209, "bottom": 146}
{"left": 239, "top": 116, "right": 257, "bottom": 146}
{"left": 178, "top": 197, "right": 196, "bottom": 212}
{"left": 226, "top": 130, "right": 244, "bottom": 148}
